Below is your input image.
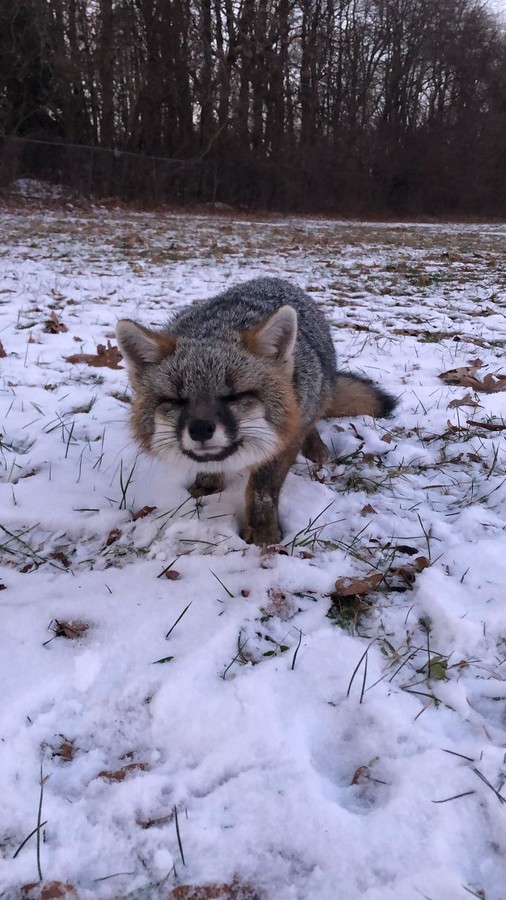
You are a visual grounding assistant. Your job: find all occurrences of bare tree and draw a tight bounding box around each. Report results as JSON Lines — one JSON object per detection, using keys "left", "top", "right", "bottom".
{"left": 0, "top": 0, "right": 503, "bottom": 214}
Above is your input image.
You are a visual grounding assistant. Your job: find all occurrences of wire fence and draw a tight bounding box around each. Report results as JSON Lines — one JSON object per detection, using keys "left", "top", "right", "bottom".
{"left": 0, "top": 134, "right": 397, "bottom": 213}
{"left": 0, "top": 135, "right": 222, "bottom": 205}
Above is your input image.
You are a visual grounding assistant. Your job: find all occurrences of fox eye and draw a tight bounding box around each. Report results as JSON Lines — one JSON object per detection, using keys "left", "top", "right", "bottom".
{"left": 224, "top": 391, "right": 258, "bottom": 403}
{"left": 158, "top": 397, "right": 186, "bottom": 410}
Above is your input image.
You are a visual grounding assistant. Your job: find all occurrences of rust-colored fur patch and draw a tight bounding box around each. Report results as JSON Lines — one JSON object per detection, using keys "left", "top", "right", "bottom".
{"left": 152, "top": 330, "right": 177, "bottom": 359}
{"left": 270, "top": 387, "right": 301, "bottom": 456}
{"left": 326, "top": 375, "right": 386, "bottom": 417}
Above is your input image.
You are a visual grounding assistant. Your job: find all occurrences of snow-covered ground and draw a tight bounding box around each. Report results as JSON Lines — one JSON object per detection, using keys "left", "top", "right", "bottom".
{"left": 0, "top": 206, "right": 505, "bottom": 900}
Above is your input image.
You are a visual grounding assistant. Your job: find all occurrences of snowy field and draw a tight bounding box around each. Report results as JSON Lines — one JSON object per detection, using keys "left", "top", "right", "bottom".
{"left": 0, "top": 203, "right": 505, "bottom": 900}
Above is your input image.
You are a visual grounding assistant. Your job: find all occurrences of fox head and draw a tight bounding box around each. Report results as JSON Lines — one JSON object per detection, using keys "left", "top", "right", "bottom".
{"left": 116, "top": 306, "right": 300, "bottom": 473}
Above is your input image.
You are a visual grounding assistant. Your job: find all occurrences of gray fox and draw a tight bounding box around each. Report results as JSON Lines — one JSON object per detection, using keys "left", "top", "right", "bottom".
{"left": 116, "top": 277, "right": 395, "bottom": 545}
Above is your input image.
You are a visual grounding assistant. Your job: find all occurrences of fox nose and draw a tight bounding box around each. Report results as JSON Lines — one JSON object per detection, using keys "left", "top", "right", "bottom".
{"left": 188, "top": 419, "right": 216, "bottom": 443}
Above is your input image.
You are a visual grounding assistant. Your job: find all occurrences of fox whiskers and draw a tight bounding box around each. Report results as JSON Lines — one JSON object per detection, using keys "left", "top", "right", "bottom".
{"left": 231, "top": 424, "right": 280, "bottom": 469}
{"left": 239, "top": 423, "right": 278, "bottom": 448}
{"left": 151, "top": 430, "right": 181, "bottom": 460}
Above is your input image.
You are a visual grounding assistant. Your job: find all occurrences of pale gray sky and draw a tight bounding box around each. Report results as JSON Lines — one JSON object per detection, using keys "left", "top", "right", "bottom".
{"left": 490, "top": 0, "right": 506, "bottom": 15}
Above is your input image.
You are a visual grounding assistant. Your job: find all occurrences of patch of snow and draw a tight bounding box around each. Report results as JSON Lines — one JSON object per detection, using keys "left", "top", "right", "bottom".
{"left": 6, "top": 178, "right": 71, "bottom": 201}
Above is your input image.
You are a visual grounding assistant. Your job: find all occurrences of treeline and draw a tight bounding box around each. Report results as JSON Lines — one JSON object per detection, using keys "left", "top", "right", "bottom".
{"left": 0, "top": 0, "right": 505, "bottom": 215}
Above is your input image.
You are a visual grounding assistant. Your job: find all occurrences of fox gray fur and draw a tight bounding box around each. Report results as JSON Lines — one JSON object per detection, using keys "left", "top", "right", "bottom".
{"left": 116, "top": 277, "right": 396, "bottom": 545}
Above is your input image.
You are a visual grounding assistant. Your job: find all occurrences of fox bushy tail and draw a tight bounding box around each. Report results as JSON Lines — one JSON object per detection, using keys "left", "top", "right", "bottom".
{"left": 325, "top": 373, "right": 396, "bottom": 418}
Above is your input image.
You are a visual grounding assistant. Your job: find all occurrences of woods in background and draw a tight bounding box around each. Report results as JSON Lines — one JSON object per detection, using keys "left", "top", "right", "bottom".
{"left": 0, "top": 0, "right": 505, "bottom": 215}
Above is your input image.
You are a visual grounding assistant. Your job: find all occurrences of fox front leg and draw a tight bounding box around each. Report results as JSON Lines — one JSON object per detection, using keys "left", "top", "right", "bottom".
{"left": 242, "top": 469, "right": 282, "bottom": 545}
{"left": 188, "top": 472, "right": 225, "bottom": 498}
{"left": 301, "top": 428, "right": 328, "bottom": 467}
{"left": 242, "top": 446, "right": 299, "bottom": 546}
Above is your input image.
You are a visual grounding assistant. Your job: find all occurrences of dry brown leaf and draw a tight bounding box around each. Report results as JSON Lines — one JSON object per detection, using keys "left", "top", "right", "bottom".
{"left": 481, "top": 374, "right": 506, "bottom": 393}
{"left": 50, "top": 550, "right": 71, "bottom": 568}
{"left": 466, "top": 419, "right": 506, "bottom": 432}
{"left": 43, "top": 311, "right": 68, "bottom": 334}
{"left": 0, "top": 340, "right": 6, "bottom": 358}
{"left": 66, "top": 340, "right": 123, "bottom": 369}
{"left": 469, "top": 307, "right": 497, "bottom": 317}
{"left": 380, "top": 432, "right": 393, "bottom": 443}
{"left": 397, "top": 566, "right": 419, "bottom": 586}
{"left": 459, "top": 335, "right": 487, "bottom": 348}
{"left": 241, "top": 588, "right": 251, "bottom": 597}
{"left": 334, "top": 573, "right": 383, "bottom": 596}
{"left": 136, "top": 813, "right": 172, "bottom": 829}
{"left": 164, "top": 569, "right": 181, "bottom": 580}
{"left": 446, "top": 452, "right": 464, "bottom": 464}
{"left": 98, "top": 761, "right": 149, "bottom": 781}
{"left": 387, "top": 556, "right": 430, "bottom": 590}
{"left": 19, "top": 467, "right": 39, "bottom": 479}
{"left": 447, "top": 393, "right": 481, "bottom": 410}
{"left": 53, "top": 738, "right": 76, "bottom": 762}
{"left": 361, "top": 504, "right": 377, "bottom": 516}
{"left": 439, "top": 365, "right": 480, "bottom": 386}
{"left": 393, "top": 327, "right": 420, "bottom": 336}
{"left": 132, "top": 505, "right": 157, "bottom": 521}
{"left": 351, "top": 765, "right": 370, "bottom": 785}
{"left": 260, "top": 544, "right": 289, "bottom": 557}
{"left": 439, "top": 365, "right": 506, "bottom": 393}
{"left": 50, "top": 619, "right": 89, "bottom": 640}
{"left": 170, "top": 882, "right": 261, "bottom": 900}
{"left": 20, "top": 882, "right": 79, "bottom": 900}
{"left": 105, "top": 527, "right": 121, "bottom": 546}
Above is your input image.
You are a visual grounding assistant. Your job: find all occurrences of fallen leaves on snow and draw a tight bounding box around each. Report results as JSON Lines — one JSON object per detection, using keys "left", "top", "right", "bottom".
{"left": 47, "top": 619, "right": 89, "bottom": 641}
{"left": 439, "top": 362, "right": 506, "bottom": 393}
{"left": 65, "top": 340, "right": 123, "bottom": 368}
{"left": 19, "top": 882, "right": 79, "bottom": 900}
{"left": 43, "top": 311, "right": 68, "bottom": 334}
{"left": 132, "top": 505, "right": 157, "bottom": 521}
{"left": 334, "top": 573, "right": 384, "bottom": 597}
{"left": 98, "top": 761, "right": 149, "bottom": 781}
{"left": 169, "top": 881, "right": 261, "bottom": 900}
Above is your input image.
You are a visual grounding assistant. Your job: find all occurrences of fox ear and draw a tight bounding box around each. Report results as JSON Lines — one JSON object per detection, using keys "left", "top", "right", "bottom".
{"left": 116, "top": 320, "right": 176, "bottom": 372}
{"left": 242, "top": 305, "right": 297, "bottom": 364}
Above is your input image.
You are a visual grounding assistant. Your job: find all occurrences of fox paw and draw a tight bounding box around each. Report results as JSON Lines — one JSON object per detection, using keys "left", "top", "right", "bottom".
{"left": 188, "top": 473, "right": 224, "bottom": 498}
{"left": 301, "top": 428, "right": 329, "bottom": 467}
{"left": 241, "top": 522, "right": 282, "bottom": 546}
